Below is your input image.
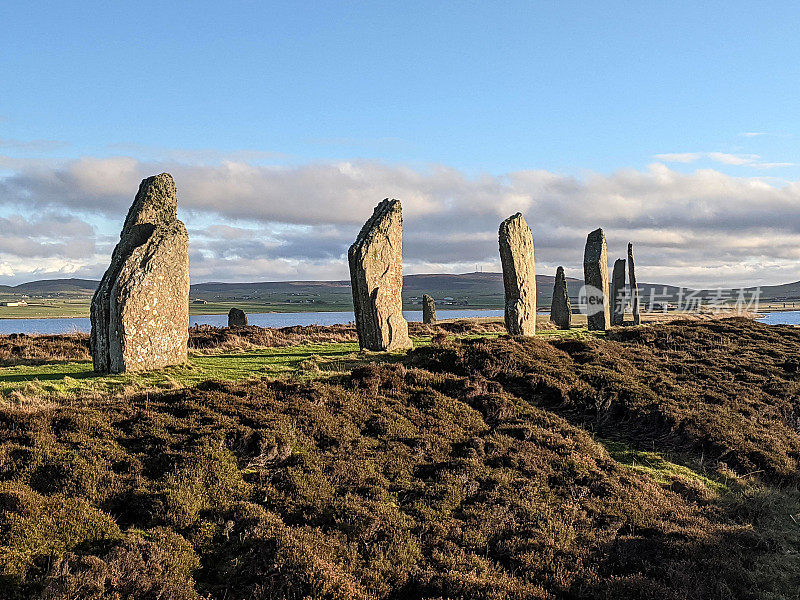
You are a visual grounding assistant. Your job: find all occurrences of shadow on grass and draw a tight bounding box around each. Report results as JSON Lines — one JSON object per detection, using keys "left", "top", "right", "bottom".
{"left": 577, "top": 483, "right": 800, "bottom": 599}
{"left": 0, "top": 365, "right": 96, "bottom": 384}
{"left": 316, "top": 351, "right": 407, "bottom": 373}
{"left": 206, "top": 347, "right": 356, "bottom": 360}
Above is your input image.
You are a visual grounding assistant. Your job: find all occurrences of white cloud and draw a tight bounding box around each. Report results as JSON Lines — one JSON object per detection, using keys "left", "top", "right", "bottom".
{"left": 2, "top": 155, "right": 800, "bottom": 287}
{"left": 750, "top": 162, "right": 795, "bottom": 169}
{"left": 705, "top": 152, "right": 760, "bottom": 165}
{"left": 654, "top": 151, "right": 793, "bottom": 170}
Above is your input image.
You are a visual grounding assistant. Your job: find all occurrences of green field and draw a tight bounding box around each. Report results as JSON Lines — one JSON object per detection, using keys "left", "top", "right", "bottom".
{"left": 0, "top": 299, "right": 502, "bottom": 319}
{"left": 0, "top": 299, "right": 356, "bottom": 319}
{"left": 0, "top": 300, "right": 91, "bottom": 319}
{"left": 186, "top": 300, "right": 358, "bottom": 315}
{"left": 0, "top": 341, "right": 363, "bottom": 402}
{"left": 0, "top": 299, "right": 496, "bottom": 319}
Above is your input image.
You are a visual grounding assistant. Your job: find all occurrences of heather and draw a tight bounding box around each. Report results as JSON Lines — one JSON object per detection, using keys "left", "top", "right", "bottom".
{"left": 0, "top": 318, "right": 798, "bottom": 599}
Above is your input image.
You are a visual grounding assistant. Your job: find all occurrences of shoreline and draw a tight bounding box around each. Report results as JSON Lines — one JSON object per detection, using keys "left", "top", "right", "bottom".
{"left": 0, "top": 308, "right": 506, "bottom": 320}
{"left": 0, "top": 306, "right": 783, "bottom": 321}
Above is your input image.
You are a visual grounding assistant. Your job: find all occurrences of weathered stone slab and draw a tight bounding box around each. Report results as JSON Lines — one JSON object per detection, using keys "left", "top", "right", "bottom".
{"left": 91, "top": 173, "right": 189, "bottom": 373}
{"left": 228, "top": 308, "right": 247, "bottom": 327}
{"left": 348, "top": 199, "right": 413, "bottom": 351}
{"left": 499, "top": 212, "right": 536, "bottom": 336}
{"left": 583, "top": 228, "right": 610, "bottom": 331}
{"left": 422, "top": 294, "right": 437, "bottom": 324}
{"left": 611, "top": 258, "right": 626, "bottom": 326}
{"left": 628, "top": 242, "right": 641, "bottom": 325}
{"left": 550, "top": 266, "right": 571, "bottom": 330}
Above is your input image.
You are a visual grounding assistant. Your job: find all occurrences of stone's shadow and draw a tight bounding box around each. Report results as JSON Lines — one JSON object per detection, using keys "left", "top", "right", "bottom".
{"left": 0, "top": 366, "right": 97, "bottom": 383}
{"left": 575, "top": 488, "right": 800, "bottom": 598}
{"left": 0, "top": 343, "right": 408, "bottom": 393}
{"left": 207, "top": 348, "right": 355, "bottom": 360}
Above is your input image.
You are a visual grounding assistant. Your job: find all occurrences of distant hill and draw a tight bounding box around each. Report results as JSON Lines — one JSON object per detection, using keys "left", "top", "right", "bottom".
{"left": 14, "top": 278, "right": 100, "bottom": 294}
{"left": 0, "top": 273, "right": 577, "bottom": 309}
{"left": 190, "top": 272, "right": 587, "bottom": 308}
{"left": 0, "top": 278, "right": 100, "bottom": 296}
{"left": 2, "top": 274, "right": 797, "bottom": 307}
{"left": 744, "top": 280, "right": 800, "bottom": 301}
{"left": 192, "top": 272, "right": 581, "bottom": 293}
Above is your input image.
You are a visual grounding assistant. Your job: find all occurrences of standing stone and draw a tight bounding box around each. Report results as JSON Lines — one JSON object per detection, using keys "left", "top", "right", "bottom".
{"left": 583, "top": 228, "right": 610, "bottom": 331}
{"left": 422, "top": 294, "right": 437, "bottom": 324}
{"left": 228, "top": 307, "right": 247, "bottom": 327}
{"left": 348, "top": 199, "right": 413, "bottom": 351}
{"left": 90, "top": 173, "right": 189, "bottom": 373}
{"left": 550, "top": 266, "right": 571, "bottom": 330}
{"left": 628, "top": 242, "right": 641, "bottom": 325}
{"left": 499, "top": 213, "right": 536, "bottom": 336}
{"left": 610, "top": 258, "right": 626, "bottom": 326}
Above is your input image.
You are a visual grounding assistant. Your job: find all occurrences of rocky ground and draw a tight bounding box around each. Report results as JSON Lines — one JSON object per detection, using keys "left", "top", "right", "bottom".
{"left": 0, "top": 317, "right": 798, "bottom": 599}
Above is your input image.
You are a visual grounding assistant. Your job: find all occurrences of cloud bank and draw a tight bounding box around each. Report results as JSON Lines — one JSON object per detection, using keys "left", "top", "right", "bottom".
{"left": 1, "top": 154, "right": 800, "bottom": 288}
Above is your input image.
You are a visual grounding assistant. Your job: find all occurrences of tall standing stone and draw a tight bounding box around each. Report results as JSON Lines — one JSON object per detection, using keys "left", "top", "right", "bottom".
{"left": 610, "top": 258, "right": 626, "bottom": 326}
{"left": 348, "top": 199, "right": 413, "bottom": 351}
{"left": 628, "top": 242, "right": 641, "bottom": 325}
{"left": 228, "top": 307, "right": 247, "bottom": 327}
{"left": 550, "top": 266, "right": 571, "bottom": 330}
{"left": 422, "top": 294, "right": 437, "bottom": 324}
{"left": 583, "top": 228, "right": 610, "bottom": 331}
{"left": 90, "top": 173, "right": 189, "bottom": 373}
{"left": 499, "top": 213, "right": 536, "bottom": 336}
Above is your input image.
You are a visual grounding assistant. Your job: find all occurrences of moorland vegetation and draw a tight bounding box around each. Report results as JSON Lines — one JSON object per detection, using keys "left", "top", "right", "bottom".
{"left": 0, "top": 318, "right": 798, "bottom": 599}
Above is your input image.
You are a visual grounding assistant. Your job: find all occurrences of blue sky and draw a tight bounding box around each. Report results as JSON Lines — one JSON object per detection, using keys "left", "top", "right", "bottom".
{"left": 1, "top": 1, "right": 800, "bottom": 286}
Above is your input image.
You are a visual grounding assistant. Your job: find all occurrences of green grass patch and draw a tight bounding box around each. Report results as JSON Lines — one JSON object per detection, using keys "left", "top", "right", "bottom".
{"left": 602, "top": 439, "right": 729, "bottom": 496}
{"left": 0, "top": 337, "right": 449, "bottom": 402}
{"left": 0, "top": 300, "right": 90, "bottom": 319}
{"left": 0, "top": 341, "right": 365, "bottom": 402}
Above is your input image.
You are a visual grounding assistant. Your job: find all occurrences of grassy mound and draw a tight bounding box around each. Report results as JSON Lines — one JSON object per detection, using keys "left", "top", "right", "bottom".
{"left": 0, "top": 318, "right": 798, "bottom": 598}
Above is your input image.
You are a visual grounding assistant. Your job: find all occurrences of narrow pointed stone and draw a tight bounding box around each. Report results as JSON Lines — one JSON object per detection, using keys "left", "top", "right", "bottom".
{"left": 348, "top": 199, "right": 413, "bottom": 351}
{"left": 90, "top": 173, "right": 189, "bottom": 373}
{"left": 583, "top": 228, "right": 610, "bottom": 331}
{"left": 550, "top": 266, "right": 571, "bottom": 330}
{"left": 499, "top": 212, "right": 536, "bottom": 336}
{"left": 422, "top": 294, "right": 437, "bottom": 324}
{"left": 611, "top": 258, "right": 626, "bottom": 326}
{"left": 628, "top": 242, "right": 641, "bottom": 325}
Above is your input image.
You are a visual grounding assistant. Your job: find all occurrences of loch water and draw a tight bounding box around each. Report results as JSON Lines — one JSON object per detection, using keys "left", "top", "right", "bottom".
{"left": 756, "top": 311, "right": 800, "bottom": 326}
{"left": 0, "top": 309, "right": 506, "bottom": 335}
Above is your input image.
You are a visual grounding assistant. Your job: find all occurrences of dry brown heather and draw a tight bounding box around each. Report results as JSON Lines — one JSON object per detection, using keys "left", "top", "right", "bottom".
{"left": 0, "top": 318, "right": 799, "bottom": 599}
{"left": 0, "top": 333, "right": 90, "bottom": 366}
{"left": 189, "top": 320, "right": 508, "bottom": 351}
